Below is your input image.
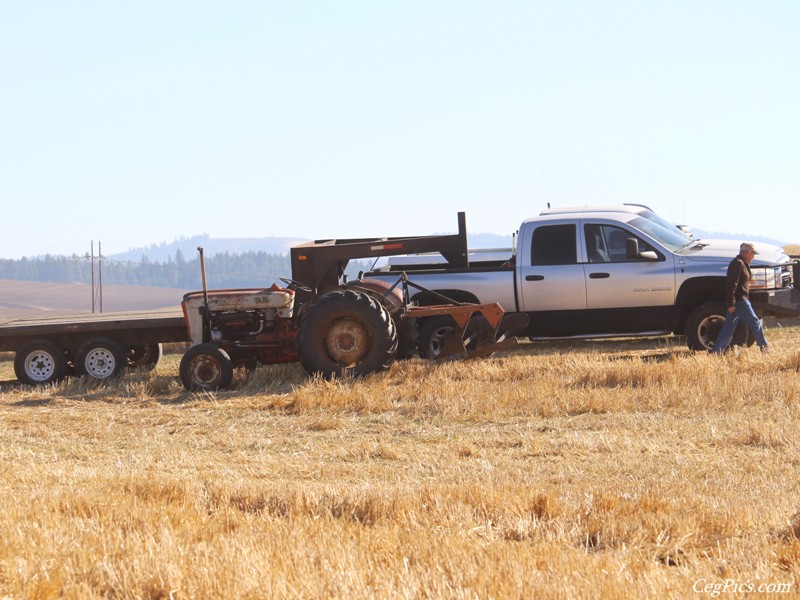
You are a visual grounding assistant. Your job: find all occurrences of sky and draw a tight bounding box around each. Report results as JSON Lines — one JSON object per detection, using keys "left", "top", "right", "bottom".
{"left": 1, "top": 1, "right": 799, "bottom": 259}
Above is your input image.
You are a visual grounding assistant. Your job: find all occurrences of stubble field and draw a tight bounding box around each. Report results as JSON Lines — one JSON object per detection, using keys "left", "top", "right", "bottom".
{"left": 2, "top": 323, "right": 800, "bottom": 598}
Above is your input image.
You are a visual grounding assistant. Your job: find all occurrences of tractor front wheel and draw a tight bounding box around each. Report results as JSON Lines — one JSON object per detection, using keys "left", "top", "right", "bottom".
{"left": 180, "top": 343, "right": 234, "bottom": 391}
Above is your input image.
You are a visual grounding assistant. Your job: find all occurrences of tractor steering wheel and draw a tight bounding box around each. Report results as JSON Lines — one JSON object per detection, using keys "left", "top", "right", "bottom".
{"left": 279, "top": 277, "right": 312, "bottom": 293}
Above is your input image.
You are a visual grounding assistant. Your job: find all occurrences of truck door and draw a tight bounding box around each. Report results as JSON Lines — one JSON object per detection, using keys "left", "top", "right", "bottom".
{"left": 518, "top": 223, "right": 587, "bottom": 311}
{"left": 582, "top": 222, "right": 676, "bottom": 311}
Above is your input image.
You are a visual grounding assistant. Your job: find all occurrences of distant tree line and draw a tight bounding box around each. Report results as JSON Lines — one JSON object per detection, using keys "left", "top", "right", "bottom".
{"left": 0, "top": 250, "right": 375, "bottom": 289}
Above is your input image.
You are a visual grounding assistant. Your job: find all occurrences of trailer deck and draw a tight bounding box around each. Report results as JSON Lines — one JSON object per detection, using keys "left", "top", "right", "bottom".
{"left": 0, "top": 307, "right": 189, "bottom": 384}
{"left": 0, "top": 307, "right": 188, "bottom": 351}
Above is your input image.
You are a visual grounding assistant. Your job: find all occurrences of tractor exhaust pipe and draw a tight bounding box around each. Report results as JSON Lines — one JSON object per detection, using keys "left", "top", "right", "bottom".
{"left": 198, "top": 247, "right": 210, "bottom": 316}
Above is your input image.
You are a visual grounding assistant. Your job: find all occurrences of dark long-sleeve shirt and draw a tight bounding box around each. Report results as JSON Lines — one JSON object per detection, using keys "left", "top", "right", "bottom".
{"left": 724, "top": 254, "right": 752, "bottom": 308}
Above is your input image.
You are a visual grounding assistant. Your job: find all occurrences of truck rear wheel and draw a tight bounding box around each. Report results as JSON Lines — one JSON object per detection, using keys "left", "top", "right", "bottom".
{"left": 127, "top": 343, "right": 163, "bottom": 371}
{"left": 298, "top": 289, "right": 397, "bottom": 379}
{"left": 75, "top": 337, "right": 127, "bottom": 380}
{"left": 14, "top": 339, "right": 68, "bottom": 385}
{"left": 417, "top": 316, "right": 457, "bottom": 359}
{"left": 417, "top": 315, "right": 492, "bottom": 359}
{"left": 685, "top": 301, "right": 748, "bottom": 351}
{"left": 180, "top": 343, "right": 234, "bottom": 391}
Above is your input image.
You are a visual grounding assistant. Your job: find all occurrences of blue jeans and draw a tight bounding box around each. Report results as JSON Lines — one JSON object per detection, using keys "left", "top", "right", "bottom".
{"left": 712, "top": 299, "right": 768, "bottom": 353}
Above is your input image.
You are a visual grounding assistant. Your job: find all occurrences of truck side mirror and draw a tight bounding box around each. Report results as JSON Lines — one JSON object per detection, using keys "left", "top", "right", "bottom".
{"left": 626, "top": 238, "right": 658, "bottom": 261}
{"left": 625, "top": 238, "right": 640, "bottom": 259}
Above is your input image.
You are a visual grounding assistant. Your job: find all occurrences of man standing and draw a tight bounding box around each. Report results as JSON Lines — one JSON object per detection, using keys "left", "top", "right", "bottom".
{"left": 712, "top": 242, "right": 769, "bottom": 353}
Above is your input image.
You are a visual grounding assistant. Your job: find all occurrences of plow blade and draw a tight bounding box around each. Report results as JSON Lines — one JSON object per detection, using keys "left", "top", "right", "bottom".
{"left": 464, "top": 312, "right": 529, "bottom": 359}
{"left": 407, "top": 303, "right": 529, "bottom": 361}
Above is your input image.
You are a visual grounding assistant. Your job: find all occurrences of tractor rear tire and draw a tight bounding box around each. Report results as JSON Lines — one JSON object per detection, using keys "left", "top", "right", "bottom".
{"left": 180, "top": 343, "right": 234, "bottom": 391}
{"left": 298, "top": 289, "right": 397, "bottom": 379}
{"left": 395, "top": 317, "right": 418, "bottom": 360}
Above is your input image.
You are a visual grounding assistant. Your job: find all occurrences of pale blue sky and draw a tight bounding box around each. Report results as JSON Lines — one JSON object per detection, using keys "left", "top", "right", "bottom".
{"left": 1, "top": 1, "right": 798, "bottom": 259}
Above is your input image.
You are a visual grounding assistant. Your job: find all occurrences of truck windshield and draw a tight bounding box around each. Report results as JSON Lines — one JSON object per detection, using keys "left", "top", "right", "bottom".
{"left": 636, "top": 209, "right": 692, "bottom": 240}
{"left": 628, "top": 217, "right": 692, "bottom": 251}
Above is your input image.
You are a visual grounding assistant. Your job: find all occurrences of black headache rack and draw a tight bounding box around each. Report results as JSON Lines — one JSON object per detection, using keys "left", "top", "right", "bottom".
{"left": 290, "top": 212, "right": 469, "bottom": 302}
{"left": 750, "top": 259, "right": 800, "bottom": 318}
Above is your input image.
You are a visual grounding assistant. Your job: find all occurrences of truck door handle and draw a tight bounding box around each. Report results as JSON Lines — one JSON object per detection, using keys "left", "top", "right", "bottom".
{"left": 589, "top": 272, "right": 610, "bottom": 279}
{"left": 525, "top": 275, "right": 545, "bottom": 281}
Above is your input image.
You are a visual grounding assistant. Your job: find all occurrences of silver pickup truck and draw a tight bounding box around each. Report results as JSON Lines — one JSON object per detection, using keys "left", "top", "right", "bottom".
{"left": 365, "top": 206, "right": 800, "bottom": 354}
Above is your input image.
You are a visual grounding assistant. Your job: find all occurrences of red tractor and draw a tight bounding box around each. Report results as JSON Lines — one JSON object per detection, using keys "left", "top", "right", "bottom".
{"left": 178, "top": 214, "right": 526, "bottom": 391}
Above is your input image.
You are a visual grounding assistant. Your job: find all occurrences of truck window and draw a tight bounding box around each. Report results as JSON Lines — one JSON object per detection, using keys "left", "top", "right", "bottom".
{"left": 584, "top": 224, "right": 656, "bottom": 262}
{"left": 531, "top": 224, "right": 577, "bottom": 266}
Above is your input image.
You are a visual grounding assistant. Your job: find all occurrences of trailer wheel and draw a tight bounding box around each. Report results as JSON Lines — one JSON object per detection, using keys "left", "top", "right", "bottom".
{"left": 298, "top": 289, "right": 397, "bottom": 379}
{"left": 685, "top": 301, "right": 748, "bottom": 351}
{"left": 417, "top": 316, "right": 457, "bottom": 359}
{"left": 127, "top": 343, "right": 163, "bottom": 371}
{"left": 75, "top": 337, "right": 127, "bottom": 380}
{"left": 180, "top": 343, "right": 234, "bottom": 391}
{"left": 14, "top": 340, "right": 69, "bottom": 385}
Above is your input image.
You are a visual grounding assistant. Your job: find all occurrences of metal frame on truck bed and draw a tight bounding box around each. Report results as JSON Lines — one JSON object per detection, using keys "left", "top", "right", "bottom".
{"left": 289, "top": 212, "right": 470, "bottom": 302}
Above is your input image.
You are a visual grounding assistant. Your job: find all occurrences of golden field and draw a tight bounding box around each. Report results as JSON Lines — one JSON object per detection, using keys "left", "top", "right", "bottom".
{"left": 2, "top": 324, "right": 800, "bottom": 598}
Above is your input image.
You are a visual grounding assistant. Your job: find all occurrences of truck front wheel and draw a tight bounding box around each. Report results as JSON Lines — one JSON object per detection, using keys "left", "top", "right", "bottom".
{"left": 180, "top": 343, "right": 234, "bottom": 391}
{"left": 14, "top": 339, "right": 68, "bottom": 385}
{"left": 298, "top": 290, "right": 397, "bottom": 379}
{"left": 685, "top": 301, "right": 749, "bottom": 351}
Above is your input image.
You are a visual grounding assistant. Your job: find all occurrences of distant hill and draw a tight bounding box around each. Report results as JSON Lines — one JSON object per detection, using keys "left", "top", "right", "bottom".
{"left": 109, "top": 234, "right": 308, "bottom": 263}
{"left": 110, "top": 233, "right": 515, "bottom": 263}
{"left": 0, "top": 279, "right": 182, "bottom": 322}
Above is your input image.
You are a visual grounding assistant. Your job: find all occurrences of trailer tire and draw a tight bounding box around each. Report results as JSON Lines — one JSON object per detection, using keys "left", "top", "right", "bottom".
{"left": 685, "top": 301, "right": 748, "bottom": 351}
{"left": 127, "top": 343, "right": 163, "bottom": 371}
{"left": 298, "top": 289, "right": 397, "bottom": 379}
{"left": 75, "top": 337, "right": 127, "bottom": 380}
{"left": 14, "top": 339, "right": 69, "bottom": 385}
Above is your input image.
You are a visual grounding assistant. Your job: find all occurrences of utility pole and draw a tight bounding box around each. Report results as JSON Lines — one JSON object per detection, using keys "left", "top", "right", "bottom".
{"left": 98, "top": 241, "right": 103, "bottom": 313}
{"left": 90, "top": 241, "right": 95, "bottom": 313}
{"left": 89, "top": 241, "right": 104, "bottom": 313}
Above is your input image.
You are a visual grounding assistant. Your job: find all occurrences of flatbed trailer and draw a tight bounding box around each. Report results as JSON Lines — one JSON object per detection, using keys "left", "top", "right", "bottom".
{"left": 0, "top": 307, "right": 188, "bottom": 385}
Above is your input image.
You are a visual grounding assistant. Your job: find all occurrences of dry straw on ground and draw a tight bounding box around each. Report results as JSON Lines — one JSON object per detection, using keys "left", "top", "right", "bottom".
{"left": 2, "top": 323, "right": 800, "bottom": 598}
